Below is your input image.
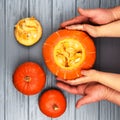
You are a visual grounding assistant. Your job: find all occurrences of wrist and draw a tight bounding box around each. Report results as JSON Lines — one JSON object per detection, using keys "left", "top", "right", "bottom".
{"left": 105, "top": 87, "right": 120, "bottom": 106}
{"left": 110, "top": 6, "right": 120, "bottom": 21}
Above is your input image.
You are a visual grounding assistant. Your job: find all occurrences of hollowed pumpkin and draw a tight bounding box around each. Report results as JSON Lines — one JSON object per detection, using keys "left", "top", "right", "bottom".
{"left": 42, "top": 29, "right": 96, "bottom": 80}
{"left": 14, "top": 17, "right": 42, "bottom": 46}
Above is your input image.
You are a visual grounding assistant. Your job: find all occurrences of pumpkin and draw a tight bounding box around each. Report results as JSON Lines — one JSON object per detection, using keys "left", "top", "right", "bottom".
{"left": 14, "top": 17, "right": 42, "bottom": 46}
{"left": 13, "top": 62, "right": 46, "bottom": 95}
{"left": 42, "top": 29, "right": 96, "bottom": 80}
{"left": 38, "top": 89, "right": 66, "bottom": 118}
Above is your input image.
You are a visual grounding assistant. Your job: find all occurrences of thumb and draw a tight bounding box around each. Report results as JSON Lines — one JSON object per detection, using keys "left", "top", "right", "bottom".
{"left": 81, "top": 24, "right": 99, "bottom": 37}
{"left": 76, "top": 95, "right": 96, "bottom": 108}
{"left": 78, "top": 8, "right": 94, "bottom": 18}
{"left": 66, "top": 24, "right": 99, "bottom": 37}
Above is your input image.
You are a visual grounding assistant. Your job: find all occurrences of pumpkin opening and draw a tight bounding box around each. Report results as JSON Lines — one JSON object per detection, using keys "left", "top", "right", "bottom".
{"left": 54, "top": 39, "right": 85, "bottom": 70}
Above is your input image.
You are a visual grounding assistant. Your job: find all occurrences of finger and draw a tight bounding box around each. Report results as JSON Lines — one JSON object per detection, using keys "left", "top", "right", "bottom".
{"left": 56, "top": 70, "right": 98, "bottom": 85}
{"left": 76, "top": 95, "right": 97, "bottom": 108}
{"left": 81, "top": 69, "right": 96, "bottom": 76}
{"left": 65, "top": 24, "right": 84, "bottom": 31}
{"left": 56, "top": 70, "right": 94, "bottom": 81}
{"left": 66, "top": 24, "right": 99, "bottom": 37}
{"left": 78, "top": 8, "right": 95, "bottom": 18}
{"left": 56, "top": 77, "right": 65, "bottom": 81}
{"left": 60, "top": 16, "right": 88, "bottom": 28}
{"left": 60, "top": 77, "right": 91, "bottom": 85}
{"left": 56, "top": 82, "right": 79, "bottom": 94}
{"left": 56, "top": 82, "right": 88, "bottom": 95}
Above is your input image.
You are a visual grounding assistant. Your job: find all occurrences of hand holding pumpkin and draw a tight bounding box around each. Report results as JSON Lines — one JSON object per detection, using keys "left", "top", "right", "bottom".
{"left": 60, "top": 7, "right": 120, "bottom": 37}
{"left": 57, "top": 69, "right": 120, "bottom": 93}
{"left": 60, "top": 7, "right": 115, "bottom": 27}
{"left": 56, "top": 6, "right": 120, "bottom": 107}
{"left": 56, "top": 82, "right": 120, "bottom": 108}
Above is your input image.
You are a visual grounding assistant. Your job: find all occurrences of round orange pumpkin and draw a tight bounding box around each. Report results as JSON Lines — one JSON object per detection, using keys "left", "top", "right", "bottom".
{"left": 38, "top": 89, "right": 66, "bottom": 118}
{"left": 13, "top": 62, "right": 46, "bottom": 95}
{"left": 42, "top": 29, "right": 96, "bottom": 80}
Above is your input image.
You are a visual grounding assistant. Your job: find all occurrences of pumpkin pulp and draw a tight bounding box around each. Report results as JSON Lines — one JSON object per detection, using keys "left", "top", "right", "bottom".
{"left": 15, "top": 17, "right": 42, "bottom": 46}
{"left": 54, "top": 39, "right": 85, "bottom": 70}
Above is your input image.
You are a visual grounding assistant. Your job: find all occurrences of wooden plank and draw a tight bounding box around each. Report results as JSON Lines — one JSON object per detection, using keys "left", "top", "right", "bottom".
{"left": 0, "top": 0, "right": 5, "bottom": 120}
{"left": 99, "top": 0, "right": 120, "bottom": 120}
{"left": 76, "top": 1, "right": 100, "bottom": 120}
{"left": 76, "top": 0, "right": 99, "bottom": 9}
{"left": 52, "top": 0, "right": 76, "bottom": 120}
{"left": 52, "top": 0, "right": 76, "bottom": 31}
{"left": 5, "top": 0, "right": 29, "bottom": 120}
{"left": 100, "top": 101, "right": 120, "bottom": 120}
{"left": 29, "top": 0, "right": 52, "bottom": 120}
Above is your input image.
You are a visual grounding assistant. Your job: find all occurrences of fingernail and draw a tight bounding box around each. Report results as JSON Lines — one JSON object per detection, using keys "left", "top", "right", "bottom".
{"left": 76, "top": 104, "right": 80, "bottom": 109}
{"left": 56, "top": 77, "right": 63, "bottom": 81}
{"left": 65, "top": 26, "right": 71, "bottom": 29}
{"left": 56, "top": 77, "right": 60, "bottom": 80}
{"left": 81, "top": 70, "right": 87, "bottom": 75}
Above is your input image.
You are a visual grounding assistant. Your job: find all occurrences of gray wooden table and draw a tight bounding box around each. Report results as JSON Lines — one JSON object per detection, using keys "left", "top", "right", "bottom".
{"left": 0, "top": 0, "right": 120, "bottom": 120}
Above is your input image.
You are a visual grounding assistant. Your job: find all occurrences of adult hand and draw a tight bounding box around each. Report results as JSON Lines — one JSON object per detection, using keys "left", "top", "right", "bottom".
{"left": 60, "top": 7, "right": 120, "bottom": 37}
{"left": 60, "top": 7, "right": 115, "bottom": 28}
{"left": 56, "top": 69, "right": 120, "bottom": 92}
{"left": 56, "top": 82, "right": 120, "bottom": 108}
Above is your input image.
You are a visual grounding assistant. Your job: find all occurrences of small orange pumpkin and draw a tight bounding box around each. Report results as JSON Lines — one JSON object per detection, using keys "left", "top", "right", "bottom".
{"left": 42, "top": 29, "right": 96, "bottom": 80}
{"left": 39, "top": 89, "right": 66, "bottom": 118}
{"left": 13, "top": 62, "right": 46, "bottom": 95}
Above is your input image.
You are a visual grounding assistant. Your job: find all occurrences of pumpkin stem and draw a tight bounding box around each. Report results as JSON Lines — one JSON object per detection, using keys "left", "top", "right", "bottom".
{"left": 53, "top": 104, "right": 59, "bottom": 111}
{"left": 24, "top": 76, "right": 31, "bottom": 82}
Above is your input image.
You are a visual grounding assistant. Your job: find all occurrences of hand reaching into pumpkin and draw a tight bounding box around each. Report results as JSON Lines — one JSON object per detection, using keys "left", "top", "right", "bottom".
{"left": 60, "top": 6, "right": 120, "bottom": 37}
{"left": 56, "top": 82, "right": 120, "bottom": 108}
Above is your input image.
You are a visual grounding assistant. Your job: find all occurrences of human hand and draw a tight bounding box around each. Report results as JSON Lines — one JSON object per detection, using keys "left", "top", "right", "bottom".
{"left": 60, "top": 8, "right": 120, "bottom": 37}
{"left": 56, "top": 82, "right": 117, "bottom": 108}
{"left": 57, "top": 69, "right": 120, "bottom": 92}
{"left": 61, "top": 8, "right": 115, "bottom": 28}
{"left": 56, "top": 69, "right": 99, "bottom": 85}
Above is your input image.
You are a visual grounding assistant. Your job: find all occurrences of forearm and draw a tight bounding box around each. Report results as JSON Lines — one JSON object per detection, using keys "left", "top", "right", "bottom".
{"left": 106, "top": 88, "right": 120, "bottom": 106}
{"left": 111, "top": 6, "right": 120, "bottom": 20}
{"left": 97, "top": 71, "right": 120, "bottom": 92}
{"left": 98, "top": 20, "right": 120, "bottom": 37}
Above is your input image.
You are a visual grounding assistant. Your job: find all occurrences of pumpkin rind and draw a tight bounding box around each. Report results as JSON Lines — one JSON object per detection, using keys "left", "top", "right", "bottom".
{"left": 13, "top": 62, "right": 46, "bottom": 95}
{"left": 42, "top": 29, "right": 96, "bottom": 80}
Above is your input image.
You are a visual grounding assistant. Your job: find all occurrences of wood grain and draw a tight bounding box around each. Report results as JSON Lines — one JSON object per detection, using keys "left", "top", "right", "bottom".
{"left": 99, "top": 1, "right": 120, "bottom": 120}
{"left": 5, "top": 0, "right": 29, "bottom": 120}
{"left": 0, "top": 0, "right": 5, "bottom": 120}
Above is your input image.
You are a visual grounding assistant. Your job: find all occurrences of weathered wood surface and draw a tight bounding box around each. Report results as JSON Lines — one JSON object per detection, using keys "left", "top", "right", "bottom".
{"left": 0, "top": 0, "right": 120, "bottom": 120}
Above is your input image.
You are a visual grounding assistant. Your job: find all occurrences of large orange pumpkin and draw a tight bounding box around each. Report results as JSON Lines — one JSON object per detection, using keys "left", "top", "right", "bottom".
{"left": 42, "top": 29, "right": 96, "bottom": 80}
{"left": 13, "top": 62, "right": 46, "bottom": 95}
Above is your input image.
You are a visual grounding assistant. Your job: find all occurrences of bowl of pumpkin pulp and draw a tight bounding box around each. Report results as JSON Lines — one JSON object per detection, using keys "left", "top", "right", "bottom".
{"left": 14, "top": 17, "right": 42, "bottom": 46}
